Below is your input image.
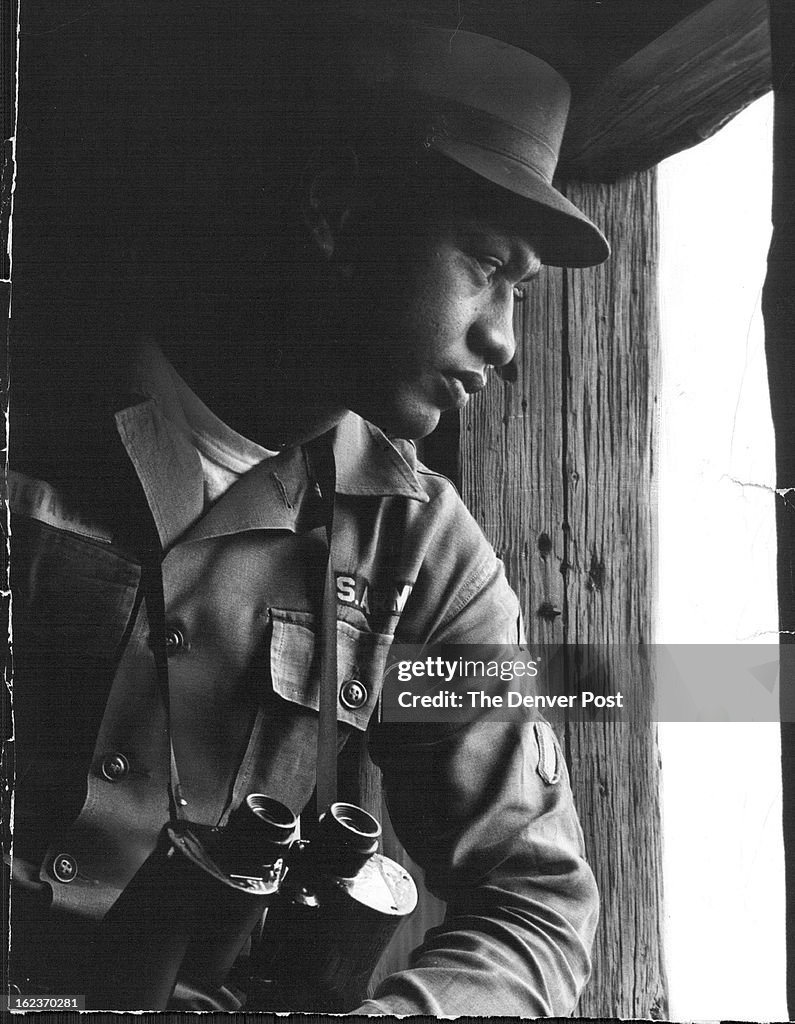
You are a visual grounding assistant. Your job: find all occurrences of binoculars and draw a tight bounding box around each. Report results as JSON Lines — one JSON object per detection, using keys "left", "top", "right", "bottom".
{"left": 88, "top": 795, "right": 417, "bottom": 1011}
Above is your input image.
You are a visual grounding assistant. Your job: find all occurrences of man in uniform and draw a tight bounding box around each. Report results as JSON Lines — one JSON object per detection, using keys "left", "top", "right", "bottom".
{"left": 8, "top": 8, "right": 609, "bottom": 1015}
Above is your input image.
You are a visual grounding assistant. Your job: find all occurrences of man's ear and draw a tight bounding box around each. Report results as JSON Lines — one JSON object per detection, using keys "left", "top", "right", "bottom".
{"left": 300, "top": 146, "right": 360, "bottom": 260}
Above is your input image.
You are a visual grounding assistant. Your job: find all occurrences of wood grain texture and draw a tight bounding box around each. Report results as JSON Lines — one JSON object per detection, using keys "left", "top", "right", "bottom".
{"left": 560, "top": 0, "right": 771, "bottom": 181}
{"left": 461, "top": 265, "right": 567, "bottom": 649}
{"left": 457, "top": 170, "right": 665, "bottom": 1017}
{"left": 562, "top": 175, "right": 658, "bottom": 650}
{"left": 563, "top": 172, "right": 665, "bottom": 1020}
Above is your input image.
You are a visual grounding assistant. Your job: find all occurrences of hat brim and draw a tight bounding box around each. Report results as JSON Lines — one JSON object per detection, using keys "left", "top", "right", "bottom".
{"left": 432, "top": 139, "right": 610, "bottom": 268}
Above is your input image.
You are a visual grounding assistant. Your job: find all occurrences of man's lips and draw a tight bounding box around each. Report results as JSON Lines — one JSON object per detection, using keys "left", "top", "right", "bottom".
{"left": 441, "top": 370, "right": 489, "bottom": 408}
{"left": 455, "top": 370, "right": 489, "bottom": 394}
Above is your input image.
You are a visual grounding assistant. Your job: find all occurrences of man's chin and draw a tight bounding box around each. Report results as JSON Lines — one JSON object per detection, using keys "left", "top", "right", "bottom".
{"left": 356, "top": 399, "right": 442, "bottom": 441}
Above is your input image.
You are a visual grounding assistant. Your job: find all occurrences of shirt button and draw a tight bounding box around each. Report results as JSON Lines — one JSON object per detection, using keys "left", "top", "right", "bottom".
{"left": 339, "top": 679, "right": 368, "bottom": 710}
{"left": 100, "top": 752, "right": 130, "bottom": 782}
{"left": 165, "top": 626, "right": 187, "bottom": 656}
{"left": 51, "top": 853, "right": 78, "bottom": 884}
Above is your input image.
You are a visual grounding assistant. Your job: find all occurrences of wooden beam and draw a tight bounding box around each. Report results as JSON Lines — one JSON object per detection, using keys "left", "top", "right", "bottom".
{"left": 459, "top": 170, "right": 665, "bottom": 1017}
{"left": 561, "top": 174, "right": 665, "bottom": 1017}
{"left": 560, "top": 0, "right": 771, "bottom": 181}
{"left": 380, "top": 0, "right": 713, "bottom": 94}
{"left": 460, "top": 265, "right": 567, "bottom": 643}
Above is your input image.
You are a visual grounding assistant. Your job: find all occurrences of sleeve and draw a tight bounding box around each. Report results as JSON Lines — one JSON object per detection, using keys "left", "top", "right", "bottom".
{"left": 357, "top": 482, "right": 599, "bottom": 1017}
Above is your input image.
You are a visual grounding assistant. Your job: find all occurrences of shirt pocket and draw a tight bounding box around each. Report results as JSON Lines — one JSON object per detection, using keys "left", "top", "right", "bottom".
{"left": 11, "top": 514, "right": 141, "bottom": 659}
{"left": 268, "top": 607, "right": 394, "bottom": 731}
{"left": 11, "top": 515, "right": 142, "bottom": 791}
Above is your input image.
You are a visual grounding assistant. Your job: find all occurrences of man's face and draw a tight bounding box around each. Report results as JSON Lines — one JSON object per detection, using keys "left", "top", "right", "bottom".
{"left": 336, "top": 209, "right": 542, "bottom": 439}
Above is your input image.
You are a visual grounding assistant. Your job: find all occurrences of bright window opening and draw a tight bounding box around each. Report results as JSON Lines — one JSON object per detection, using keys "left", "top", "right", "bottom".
{"left": 657, "top": 94, "right": 786, "bottom": 1020}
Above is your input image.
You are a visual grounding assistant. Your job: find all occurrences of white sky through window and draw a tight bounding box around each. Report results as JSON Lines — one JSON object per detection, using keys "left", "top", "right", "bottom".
{"left": 657, "top": 93, "right": 786, "bottom": 1021}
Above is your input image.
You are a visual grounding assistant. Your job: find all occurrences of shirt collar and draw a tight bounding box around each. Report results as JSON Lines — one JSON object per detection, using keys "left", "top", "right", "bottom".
{"left": 112, "top": 347, "right": 428, "bottom": 547}
{"left": 114, "top": 398, "right": 205, "bottom": 548}
{"left": 331, "top": 414, "right": 429, "bottom": 504}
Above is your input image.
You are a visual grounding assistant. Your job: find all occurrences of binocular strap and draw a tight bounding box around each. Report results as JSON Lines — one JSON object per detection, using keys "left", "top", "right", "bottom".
{"left": 140, "top": 435, "right": 341, "bottom": 826}
{"left": 307, "top": 434, "right": 340, "bottom": 816}
{"left": 140, "top": 552, "right": 188, "bottom": 824}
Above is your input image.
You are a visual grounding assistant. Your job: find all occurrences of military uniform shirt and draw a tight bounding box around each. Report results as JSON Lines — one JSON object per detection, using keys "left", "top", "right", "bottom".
{"left": 10, "top": 344, "right": 599, "bottom": 1016}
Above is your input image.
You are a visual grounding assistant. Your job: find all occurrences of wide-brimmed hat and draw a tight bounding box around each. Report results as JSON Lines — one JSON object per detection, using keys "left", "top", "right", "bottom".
{"left": 340, "top": 16, "right": 610, "bottom": 268}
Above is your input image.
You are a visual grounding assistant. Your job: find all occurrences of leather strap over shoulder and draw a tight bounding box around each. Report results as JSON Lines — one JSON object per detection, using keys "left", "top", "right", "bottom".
{"left": 305, "top": 434, "right": 339, "bottom": 815}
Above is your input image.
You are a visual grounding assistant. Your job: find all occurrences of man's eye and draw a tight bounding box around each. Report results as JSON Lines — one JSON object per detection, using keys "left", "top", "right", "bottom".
{"left": 475, "top": 256, "right": 503, "bottom": 279}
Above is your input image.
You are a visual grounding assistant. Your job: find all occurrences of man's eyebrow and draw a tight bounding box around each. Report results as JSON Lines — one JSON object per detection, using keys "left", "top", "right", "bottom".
{"left": 492, "top": 229, "right": 542, "bottom": 280}
{"left": 511, "top": 247, "right": 542, "bottom": 283}
{"left": 459, "top": 221, "right": 543, "bottom": 277}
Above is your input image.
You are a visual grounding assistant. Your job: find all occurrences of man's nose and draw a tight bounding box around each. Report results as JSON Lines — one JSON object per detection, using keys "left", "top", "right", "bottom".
{"left": 468, "top": 295, "right": 517, "bottom": 368}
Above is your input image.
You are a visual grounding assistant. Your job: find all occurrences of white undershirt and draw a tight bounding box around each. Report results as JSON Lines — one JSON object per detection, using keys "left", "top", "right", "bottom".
{"left": 135, "top": 340, "right": 278, "bottom": 507}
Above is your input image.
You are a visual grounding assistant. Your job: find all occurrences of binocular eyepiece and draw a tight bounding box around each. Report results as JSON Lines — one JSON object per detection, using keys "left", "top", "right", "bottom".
{"left": 311, "top": 801, "right": 381, "bottom": 875}
{"left": 89, "top": 795, "right": 417, "bottom": 1012}
{"left": 213, "top": 794, "right": 298, "bottom": 879}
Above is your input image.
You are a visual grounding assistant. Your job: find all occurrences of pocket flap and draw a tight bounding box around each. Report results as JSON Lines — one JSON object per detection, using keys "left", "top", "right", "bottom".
{"left": 269, "top": 608, "right": 393, "bottom": 730}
